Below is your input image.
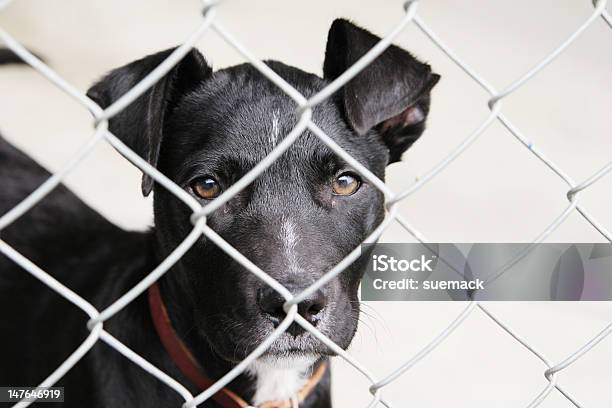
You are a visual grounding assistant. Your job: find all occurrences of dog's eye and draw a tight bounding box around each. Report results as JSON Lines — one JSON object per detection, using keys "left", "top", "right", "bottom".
{"left": 332, "top": 172, "right": 361, "bottom": 196}
{"left": 191, "top": 177, "right": 221, "bottom": 200}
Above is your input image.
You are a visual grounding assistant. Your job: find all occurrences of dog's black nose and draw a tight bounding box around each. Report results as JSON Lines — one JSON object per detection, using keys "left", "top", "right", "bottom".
{"left": 257, "top": 286, "right": 327, "bottom": 326}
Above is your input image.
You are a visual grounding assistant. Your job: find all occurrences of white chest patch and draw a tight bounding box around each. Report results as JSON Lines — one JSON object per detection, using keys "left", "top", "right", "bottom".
{"left": 246, "top": 355, "right": 316, "bottom": 406}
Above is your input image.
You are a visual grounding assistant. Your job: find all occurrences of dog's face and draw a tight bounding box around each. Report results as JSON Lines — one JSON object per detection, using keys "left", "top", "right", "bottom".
{"left": 88, "top": 20, "right": 438, "bottom": 363}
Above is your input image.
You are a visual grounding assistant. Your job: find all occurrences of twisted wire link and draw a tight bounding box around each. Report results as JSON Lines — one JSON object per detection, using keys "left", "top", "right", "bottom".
{"left": 0, "top": 0, "right": 610, "bottom": 407}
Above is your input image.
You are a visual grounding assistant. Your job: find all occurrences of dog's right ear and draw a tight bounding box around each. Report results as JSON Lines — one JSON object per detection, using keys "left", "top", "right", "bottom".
{"left": 87, "top": 48, "right": 212, "bottom": 196}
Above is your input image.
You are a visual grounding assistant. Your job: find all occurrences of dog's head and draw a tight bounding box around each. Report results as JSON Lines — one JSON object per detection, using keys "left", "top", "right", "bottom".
{"left": 88, "top": 20, "right": 438, "bottom": 363}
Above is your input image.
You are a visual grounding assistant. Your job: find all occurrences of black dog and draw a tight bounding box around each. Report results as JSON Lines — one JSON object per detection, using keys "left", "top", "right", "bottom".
{"left": 0, "top": 19, "right": 438, "bottom": 408}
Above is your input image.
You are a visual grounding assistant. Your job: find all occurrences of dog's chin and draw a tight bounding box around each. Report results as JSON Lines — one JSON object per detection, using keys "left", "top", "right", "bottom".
{"left": 202, "top": 310, "right": 359, "bottom": 364}
{"left": 209, "top": 330, "right": 338, "bottom": 364}
{"left": 263, "top": 331, "right": 336, "bottom": 358}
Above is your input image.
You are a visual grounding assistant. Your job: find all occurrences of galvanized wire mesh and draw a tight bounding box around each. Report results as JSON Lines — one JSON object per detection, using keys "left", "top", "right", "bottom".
{"left": 1, "top": 0, "right": 611, "bottom": 407}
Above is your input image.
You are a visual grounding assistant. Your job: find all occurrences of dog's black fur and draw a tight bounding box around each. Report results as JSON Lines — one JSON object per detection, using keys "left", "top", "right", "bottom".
{"left": 0, "top": 20, "right": 439, "bottom": 407}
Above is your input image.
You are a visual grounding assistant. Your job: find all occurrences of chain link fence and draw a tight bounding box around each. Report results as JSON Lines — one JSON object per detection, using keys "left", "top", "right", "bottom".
{"left": 0, "top": 0, "right": 611, "bottom": 407}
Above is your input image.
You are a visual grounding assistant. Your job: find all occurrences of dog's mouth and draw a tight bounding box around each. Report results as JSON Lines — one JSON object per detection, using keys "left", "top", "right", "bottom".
{"left": 262, "top": 331, "right": 335, "bottom": 358}
{"left": 209, "top": 325, "right": 337, "bottom": 363}
{"left": 200, "top": 297, "right": 359, "bottom": 364}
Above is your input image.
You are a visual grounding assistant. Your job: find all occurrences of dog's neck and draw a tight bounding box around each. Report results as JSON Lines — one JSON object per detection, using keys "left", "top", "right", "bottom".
{"left": 155, "top": 274, "right": 329, "bottom": 407}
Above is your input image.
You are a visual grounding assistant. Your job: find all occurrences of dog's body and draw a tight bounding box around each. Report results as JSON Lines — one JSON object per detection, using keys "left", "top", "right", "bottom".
{"left": 0, "top": 20, "right": 438, "bottom": 407}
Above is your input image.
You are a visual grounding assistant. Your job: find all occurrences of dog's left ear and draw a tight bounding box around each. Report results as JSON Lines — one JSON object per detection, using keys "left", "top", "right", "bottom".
{"left": 324, "top": 19, "right": 440, "bottom": 163}
{"left": 87, "top": 47, "right": 212, "bottom": 196}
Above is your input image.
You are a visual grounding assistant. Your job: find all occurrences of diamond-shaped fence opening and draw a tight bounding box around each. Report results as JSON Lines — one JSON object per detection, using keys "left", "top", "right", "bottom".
{"left": 0, "top": 0, "right": 611, "bottom": 407}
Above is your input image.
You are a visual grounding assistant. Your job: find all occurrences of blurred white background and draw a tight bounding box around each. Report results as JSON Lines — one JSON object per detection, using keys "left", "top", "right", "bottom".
{"left": 1, "top": 1, "right": 611, "bottom": 406}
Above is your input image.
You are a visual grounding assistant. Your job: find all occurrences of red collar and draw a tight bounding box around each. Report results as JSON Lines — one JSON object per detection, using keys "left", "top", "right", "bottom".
{"left": 148, "top": 283, "right": 327, "bottom": 408}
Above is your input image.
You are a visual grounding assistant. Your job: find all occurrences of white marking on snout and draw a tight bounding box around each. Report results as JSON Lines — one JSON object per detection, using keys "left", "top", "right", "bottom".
{"left": 280, "top": 219, "right": 301, "bottom": 273}
{"left": 246, "top": 354, "right": 317, "bottom": 405}
{"left": 269, "top": 109, "right": 280, "bottom": 147}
